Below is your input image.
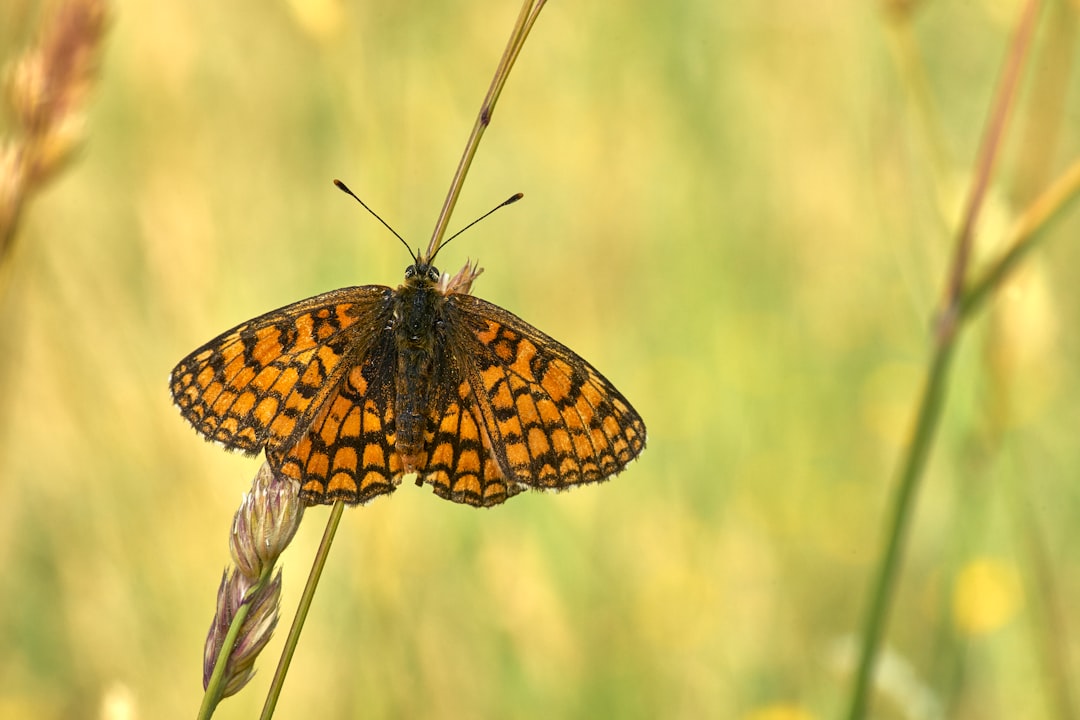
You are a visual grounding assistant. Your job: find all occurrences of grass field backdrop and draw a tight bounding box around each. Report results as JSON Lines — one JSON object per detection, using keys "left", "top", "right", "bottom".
{"left": 3, "top": 0, "right": 1080, "bottom": 718}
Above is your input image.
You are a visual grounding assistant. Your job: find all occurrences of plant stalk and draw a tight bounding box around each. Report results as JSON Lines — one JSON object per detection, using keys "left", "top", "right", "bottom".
{"left": 259, "top": 499, "right": 346, "bottom": 719}
{"left": 198, "top": 563, "right": 275, "bottom": 720}
{"left": 845, "top": 1, "right": 1044, "bottom": 717}
{"left": 425, "top": 0, "right": 547, "bottom": 258}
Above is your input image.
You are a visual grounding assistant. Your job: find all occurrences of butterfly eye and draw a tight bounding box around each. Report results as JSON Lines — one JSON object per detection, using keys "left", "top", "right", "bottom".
{"left": 404, "top": 265, "right": 416, "bottom": 279}
{"left": 427, "top": 266, "right": 441, "bottom": 282}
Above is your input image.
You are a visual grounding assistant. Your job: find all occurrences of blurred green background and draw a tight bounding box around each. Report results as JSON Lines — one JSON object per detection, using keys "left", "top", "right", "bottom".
{"left": 3, "top": 0, "right": 1080, "bottom": 718}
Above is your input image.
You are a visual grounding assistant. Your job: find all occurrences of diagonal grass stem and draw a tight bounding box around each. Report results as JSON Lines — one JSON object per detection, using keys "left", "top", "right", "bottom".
{"left": 425, "top": 0, "right": 547, "bottom": 258}
{"left": 259, "top": 499, "right": 345, "bottom": 720}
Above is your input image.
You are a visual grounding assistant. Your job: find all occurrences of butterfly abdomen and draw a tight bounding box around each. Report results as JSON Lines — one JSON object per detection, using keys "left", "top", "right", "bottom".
{"left": 394, "top": 345, "right": 435, "bottom": 471}
{"left": 391, "top": 279, "right": 445, "bottom": 472}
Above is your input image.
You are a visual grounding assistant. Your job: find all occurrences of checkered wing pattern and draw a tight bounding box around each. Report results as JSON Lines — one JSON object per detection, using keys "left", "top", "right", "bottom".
{"left": 268, "top": 331, "right": 403, "bottom": 505}
{"left": 170, "top": 286, "right": 394, "bottom": 457}
{"left": 416, "top": 294, "right": 646, "bottom": 507}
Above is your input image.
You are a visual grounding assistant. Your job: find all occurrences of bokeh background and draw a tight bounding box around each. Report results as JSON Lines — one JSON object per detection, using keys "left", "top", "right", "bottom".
{"left": 3, "top": 0, "right": 1080, "bottom": 718}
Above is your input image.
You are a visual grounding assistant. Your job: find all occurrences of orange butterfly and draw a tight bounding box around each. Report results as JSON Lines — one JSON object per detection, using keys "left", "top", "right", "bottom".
{"left": 170, "top": 191, "right": 645, "bottom": 507}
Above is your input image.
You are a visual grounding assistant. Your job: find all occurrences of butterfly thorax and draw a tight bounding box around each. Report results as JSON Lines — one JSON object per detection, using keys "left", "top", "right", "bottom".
{"left": 392, "top": 263, "right": 447, "bottom": 471}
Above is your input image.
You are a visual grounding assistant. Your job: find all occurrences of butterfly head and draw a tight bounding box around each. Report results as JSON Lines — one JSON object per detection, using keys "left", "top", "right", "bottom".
{"left": 404, "top": 259, "right": 442, "bottom": 287}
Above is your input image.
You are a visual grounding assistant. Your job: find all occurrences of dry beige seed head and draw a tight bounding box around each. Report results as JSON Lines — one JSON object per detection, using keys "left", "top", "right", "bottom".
{"left": 25, "top": 0, "right": 106, "bottom": 124}
{"left": 0, "top": 0, "right": 108, "bottom": 258}
{"left": 26, "top": 112, "right": 86, "bottom": 186}
{"left": 8, "top": 54, "right": 48, "bottom": 132}
{"left": 203, "top": 568, "right": 283, "bottom": 698}
{"left": 440, "top": 258, "right": 484, "bottom": 295}
{"left": 0, "top": 143, "right": 25, "bottom": 238}
{"left": 229, "top": 462, "right": 304, "bottom": 581}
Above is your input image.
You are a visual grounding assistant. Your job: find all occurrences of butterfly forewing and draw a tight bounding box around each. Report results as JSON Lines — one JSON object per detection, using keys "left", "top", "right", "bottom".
{"left": 170, "top": 286, "right": 394, "bottom": 454}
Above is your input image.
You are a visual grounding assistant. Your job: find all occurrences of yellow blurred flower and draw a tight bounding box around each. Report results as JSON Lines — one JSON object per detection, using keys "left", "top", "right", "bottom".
{"left": 743, "top": 704, "right": 816, "bottom": 720}
{"left": 952, "top": 557, "right": 1023, "bottom": 636}
{"left": 285, "top": 0, "right": 344, "bottom": 41}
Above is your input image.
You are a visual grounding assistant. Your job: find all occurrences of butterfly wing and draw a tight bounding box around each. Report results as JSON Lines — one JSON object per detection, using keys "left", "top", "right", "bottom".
{"left": 417, "top": 293, "right": 646, "bottom": 507}
{"left": 169, "top": 285, "right": 395, "bottom": 455}
{"left": 418, "top": 353, "right": 528, "bottom": 507}
{"left": 269, "top": 330, "right": 404, "bottom": 505}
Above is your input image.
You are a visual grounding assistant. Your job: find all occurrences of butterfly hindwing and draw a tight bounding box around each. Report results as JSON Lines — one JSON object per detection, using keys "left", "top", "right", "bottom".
{"left": 270, "top": 330, "right": 402, "bottom": 505}
{"left": 414, "top": 293, "right": 646, "bottom": 505}
{"left": 417, "top": 352, "right": 527, "bottom": 507}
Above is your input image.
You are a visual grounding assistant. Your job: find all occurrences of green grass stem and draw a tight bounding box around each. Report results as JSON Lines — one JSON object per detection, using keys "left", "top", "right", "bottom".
{"left": 199, "top": 564, "right": 276, "bottom": 720}
{"left": 845, "top": 1, "right": 1045, "bottom": 716}
{"left": 425, "top": 0, "right": 547, "bottom": 258}
{"left": 259, "top": 500, "right": 345, "bottom": 720}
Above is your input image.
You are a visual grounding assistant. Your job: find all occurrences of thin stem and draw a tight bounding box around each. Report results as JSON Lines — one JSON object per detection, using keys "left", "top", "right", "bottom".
{"left": 845, "top": 1, "right": 1044, "bottom": 717}
{"left": 845, "top": 343, "right": 955, "bottom": 720}
{"left": 259, "top": 500, "right": 346, "bottom": 720}
{"left": 198, "top": 589, "right": 252, "bottom": 720}
{"left": 198, "top": 563, "right": 275, "bottom": 720}
{"left": 960, "top": 156, "right": 1080, "bottom": 319}
{"left": 937, "top": 0, "right": 1042, "bottom": 341}
{"left": 424, "top": 0, "right": 547, "bottom": 260}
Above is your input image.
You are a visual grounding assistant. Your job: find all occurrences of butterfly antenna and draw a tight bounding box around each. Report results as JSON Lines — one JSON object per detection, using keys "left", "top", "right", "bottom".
{"left": 334, "top": 179, "right": 417, "bottom": 262}
{"left": 430, "top": 192, "right": 524, "bottom": 262}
